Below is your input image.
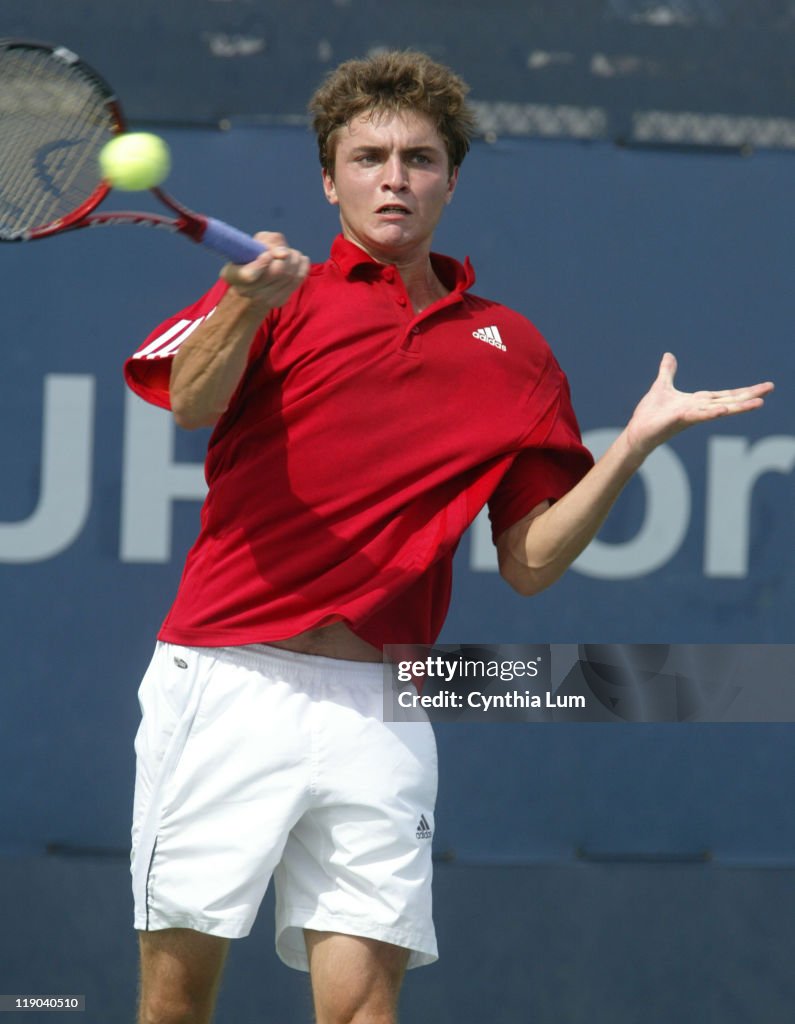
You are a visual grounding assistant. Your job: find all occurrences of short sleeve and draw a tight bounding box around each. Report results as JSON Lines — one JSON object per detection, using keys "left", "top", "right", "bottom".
{"left": 488, "top": 373, "right": 594, "bottom": 542}
{"left": 123, "top": 279, "right": 232, "bottom": 409}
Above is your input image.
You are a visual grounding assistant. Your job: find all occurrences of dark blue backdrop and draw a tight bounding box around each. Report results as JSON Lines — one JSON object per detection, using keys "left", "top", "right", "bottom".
{"left": 1, "top": 128, "right": 793, "bottom": 859}
{"left": 1, "top": 105, "right": 794, "bottom": 1024}
{"left": 2, "top": 6, "right": 794, "bottom": 1020}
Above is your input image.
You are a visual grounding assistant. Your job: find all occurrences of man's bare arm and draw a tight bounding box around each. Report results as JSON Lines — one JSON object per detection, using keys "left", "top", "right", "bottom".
{"left": 498, "top": 353, "right": 774, "bottom": 595}
{"left": 170, "top": 232, "right": 310, "bottom": 429}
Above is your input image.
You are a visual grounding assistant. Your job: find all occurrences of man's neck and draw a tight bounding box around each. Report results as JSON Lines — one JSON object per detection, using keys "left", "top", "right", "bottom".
{"left": 341, "top": 235, "right": 450, "bottom": 313}
{"left": 393, "top": 254, "right": 449, "bottom": 313}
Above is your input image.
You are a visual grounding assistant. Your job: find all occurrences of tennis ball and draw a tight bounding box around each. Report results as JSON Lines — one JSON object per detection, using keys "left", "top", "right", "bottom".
{"left": 98, "top": 132, "right": 171, "bottom": 191}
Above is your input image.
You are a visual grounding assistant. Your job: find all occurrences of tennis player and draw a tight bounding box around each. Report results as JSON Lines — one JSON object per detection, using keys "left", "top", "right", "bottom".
{"left": 125, "top": 51, "right": 772, "bottom": 1024}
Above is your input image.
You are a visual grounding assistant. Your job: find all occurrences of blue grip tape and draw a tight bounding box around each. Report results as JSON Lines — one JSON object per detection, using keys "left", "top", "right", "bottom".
{"left": 201, "top": 218, "right": 266, "bottom": 263}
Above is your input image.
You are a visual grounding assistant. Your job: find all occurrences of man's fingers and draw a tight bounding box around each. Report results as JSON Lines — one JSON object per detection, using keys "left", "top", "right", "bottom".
{"left": 253, "top": 230, "right": 287, "bottom": 249}
{"left": 703, "top": 381, "right": 775, "bottom": 402}
{"left": 684, "top": 383, "right": 774, "bottom": 420}
{"left": 219, "top": 234, "right": 309, "bottom": 298}
{"left": 688, "top": 389, "right": 771, "bottom": 423}
{"left": 656, "top": 351, "right": 774, "bottom": 412}
{"left": 715, "top": 394, "right": 768, "bottom": 415}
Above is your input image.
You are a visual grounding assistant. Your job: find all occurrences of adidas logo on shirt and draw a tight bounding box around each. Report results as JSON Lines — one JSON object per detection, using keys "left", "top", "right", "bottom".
{"left": 472, "top": 325, "right": 506, "bottom": 351}
{"left": 416, "top": 815, "right": 433, "bottom": 840}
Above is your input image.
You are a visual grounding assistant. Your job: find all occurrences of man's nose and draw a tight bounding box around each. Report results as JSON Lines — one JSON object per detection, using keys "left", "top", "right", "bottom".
{"left": 381, "top": 155, "right": 409, "bottom": 190}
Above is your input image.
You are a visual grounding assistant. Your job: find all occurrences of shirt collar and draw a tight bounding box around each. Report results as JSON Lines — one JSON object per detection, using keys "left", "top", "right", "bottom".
{"left": 330, "top": 234, "right": 476, "bottom": 293}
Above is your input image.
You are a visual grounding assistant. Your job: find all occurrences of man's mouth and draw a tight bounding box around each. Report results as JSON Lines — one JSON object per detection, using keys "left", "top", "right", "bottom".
{"left": 376, "top": 204, "right": 411, "bottom": 215}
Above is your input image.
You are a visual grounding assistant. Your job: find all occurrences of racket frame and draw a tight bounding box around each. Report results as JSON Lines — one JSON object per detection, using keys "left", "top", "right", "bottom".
{"left": 0, "top": 38, "right": 255, "bottom": 258}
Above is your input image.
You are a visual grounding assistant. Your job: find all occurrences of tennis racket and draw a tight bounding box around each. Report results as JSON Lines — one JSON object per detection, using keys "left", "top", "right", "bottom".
{"left": 0, "top": 39, "right": 265, "bottom": 263}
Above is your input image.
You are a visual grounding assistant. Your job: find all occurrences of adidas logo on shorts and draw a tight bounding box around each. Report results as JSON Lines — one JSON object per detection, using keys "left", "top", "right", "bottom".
{"left": 416, "top": 814, "right": 433, "bottom": 840}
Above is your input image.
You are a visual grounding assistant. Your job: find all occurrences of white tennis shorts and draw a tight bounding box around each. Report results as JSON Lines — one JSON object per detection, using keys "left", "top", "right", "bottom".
{"left": 130, "top": 642, "right": 439, "bottom": 970}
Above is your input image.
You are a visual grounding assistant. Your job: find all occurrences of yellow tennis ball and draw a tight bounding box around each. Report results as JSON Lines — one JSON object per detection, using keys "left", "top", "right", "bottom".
{"left": 98, "top": 132, "right": 171, "bottom": 191}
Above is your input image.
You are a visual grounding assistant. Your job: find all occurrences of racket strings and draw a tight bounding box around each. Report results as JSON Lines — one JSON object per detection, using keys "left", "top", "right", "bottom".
{"left": 0, "top": 47, "right": 115, "bottom": 238}
{"left": 2, "top": 49, "right": 108, "bottom": 227}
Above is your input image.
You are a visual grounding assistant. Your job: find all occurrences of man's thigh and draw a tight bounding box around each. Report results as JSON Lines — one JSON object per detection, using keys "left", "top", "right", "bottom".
{"left": 305, "top": 929, "right": 409, "bottom": 1024}
{"left": 132, "top": 643, "right": 314, "bottom": 938}
{"left": 273, "top": 710, "right": 439, "bottom": 971}
{"left": 138, "top": 928, "right": 230, "bottom": 1024}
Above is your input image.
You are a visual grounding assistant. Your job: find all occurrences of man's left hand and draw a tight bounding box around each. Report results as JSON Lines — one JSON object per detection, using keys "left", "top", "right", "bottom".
{"left": 625, "top": 352, "right": 774, "bottom": 460}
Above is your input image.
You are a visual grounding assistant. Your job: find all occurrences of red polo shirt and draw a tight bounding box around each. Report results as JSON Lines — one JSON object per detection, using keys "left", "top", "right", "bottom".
{"left": 125, "top": 236, "right": 593, "bottom": 647}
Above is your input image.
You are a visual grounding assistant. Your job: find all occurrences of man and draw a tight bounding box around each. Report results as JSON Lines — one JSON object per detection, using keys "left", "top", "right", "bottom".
{"left": 125, "top": 51, "right": 772, "bottom": 1024}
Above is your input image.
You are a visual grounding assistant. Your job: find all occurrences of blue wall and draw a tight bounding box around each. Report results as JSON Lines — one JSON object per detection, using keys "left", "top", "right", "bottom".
{"left": 2, "top": 126, "right": 792, "bottom": 854}
{"left": 2, "top": 121, "right": 793, "bottom": 1024}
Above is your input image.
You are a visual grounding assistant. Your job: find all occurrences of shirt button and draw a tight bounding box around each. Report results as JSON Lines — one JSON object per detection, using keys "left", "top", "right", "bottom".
{"left": 411, "top": 326, "right": 420, "bottom": 334}
{"left": 383, "top": 268, "right": 395, "bottom": 283}
{"left": 397, "top": 296, "right": 407, "bottom": 307}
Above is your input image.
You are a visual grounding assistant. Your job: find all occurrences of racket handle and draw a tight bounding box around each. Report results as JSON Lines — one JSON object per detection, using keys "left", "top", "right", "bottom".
{"left": 201, "top": 218, "right": 267, "bottom": 263}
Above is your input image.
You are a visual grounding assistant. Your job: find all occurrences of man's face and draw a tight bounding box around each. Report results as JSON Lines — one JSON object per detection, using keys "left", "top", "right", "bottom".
{"left": 322, "top": 109, "right": 458, "bottom": 264}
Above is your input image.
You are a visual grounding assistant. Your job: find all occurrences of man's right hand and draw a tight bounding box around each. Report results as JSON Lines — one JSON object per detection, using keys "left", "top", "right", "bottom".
{"left": 220, "top": 231, "right": 310, "bottom": 307}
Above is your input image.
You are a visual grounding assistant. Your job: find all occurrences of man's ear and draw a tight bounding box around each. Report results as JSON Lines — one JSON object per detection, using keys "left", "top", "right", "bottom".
{"left": 322, "top": 167, "right": 339, "bottom": 206}
{"left": 445, "top": 165, "right": 459, "bottom": 204}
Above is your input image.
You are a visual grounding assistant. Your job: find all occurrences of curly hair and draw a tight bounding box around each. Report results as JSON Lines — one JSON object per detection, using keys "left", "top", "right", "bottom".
{"left": 309, "top": 50, "right": 477, "bottom": 175}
